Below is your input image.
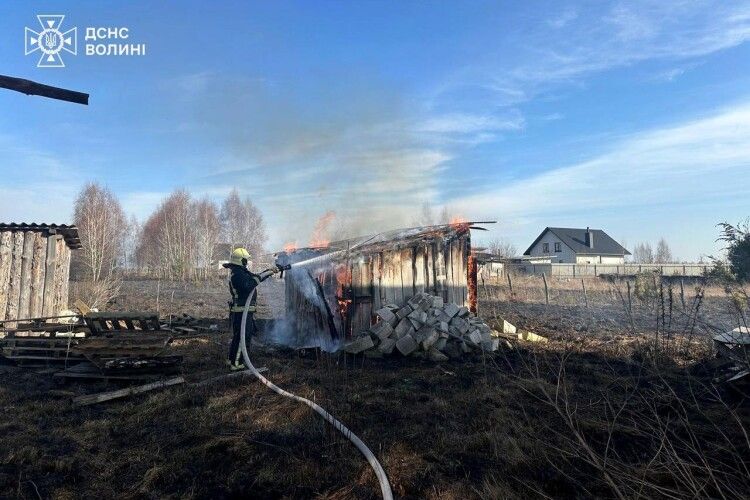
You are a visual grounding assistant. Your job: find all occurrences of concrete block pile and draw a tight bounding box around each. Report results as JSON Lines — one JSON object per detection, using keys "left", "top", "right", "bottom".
{"left": 343, "top": 292, "right": 513, "bottom": 360}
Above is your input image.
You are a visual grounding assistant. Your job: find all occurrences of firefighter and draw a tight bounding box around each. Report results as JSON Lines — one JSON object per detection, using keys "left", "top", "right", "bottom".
{"left": 224, "top": 247, "right": 280, "bottom": 370}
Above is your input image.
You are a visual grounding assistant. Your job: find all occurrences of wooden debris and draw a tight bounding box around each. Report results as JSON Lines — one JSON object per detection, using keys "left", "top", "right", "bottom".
{"left": 73, "top": 377, "right": 185, "bottom": 406}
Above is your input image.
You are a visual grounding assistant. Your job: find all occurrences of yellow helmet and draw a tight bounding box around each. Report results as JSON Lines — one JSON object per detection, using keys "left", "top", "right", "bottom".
{"left": 229, "top": 247, "right": 251, "bottom": 266}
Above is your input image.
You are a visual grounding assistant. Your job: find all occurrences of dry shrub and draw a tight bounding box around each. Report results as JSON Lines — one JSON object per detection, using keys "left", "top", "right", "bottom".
{"left": 69, "top": 276, "right": 121, "bottom": 310}
{"left": 495, "top": 342, "right": 750, "bottom": 500}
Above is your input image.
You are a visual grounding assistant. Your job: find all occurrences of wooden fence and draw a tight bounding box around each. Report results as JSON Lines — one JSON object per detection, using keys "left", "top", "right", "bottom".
{"left": 481, "top": 262, "right": 712, "bottom": 279}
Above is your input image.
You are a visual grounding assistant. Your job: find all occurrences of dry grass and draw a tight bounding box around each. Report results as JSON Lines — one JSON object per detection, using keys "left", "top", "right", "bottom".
{"left": 0, "top": 278, "right": 748, "bottom": 499}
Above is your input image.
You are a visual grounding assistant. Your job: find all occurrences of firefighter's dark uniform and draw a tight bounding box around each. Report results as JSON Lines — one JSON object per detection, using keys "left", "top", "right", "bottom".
{"left": 227, "top": 263, "right": 263, "bottom": 367}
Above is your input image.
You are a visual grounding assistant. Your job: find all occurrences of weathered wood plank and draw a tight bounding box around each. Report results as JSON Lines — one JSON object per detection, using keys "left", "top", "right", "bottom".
{"left": 73, "top": 376, "right": 185, "bottom": 406}
{"left": 42, "top": 234, "right": 58, "bottom": 317}
{"left": 6, "top": 232, "right": 25, "bottom": 325}
{"left": 371, "top": 253, "right": 382, "bottom": 311}
{"left": 382, "top": 251, "right": 397, "bottom": 306}
{"left": 0, "top": 231, "right": 13, "bottom": 320}
{"left": 400, "top": 247, "right": 415, "bottom": 302}
{"left": 414, "top": 245, "right": 426, "bottom": 293}
{"left": 425, "top": 242, "right": 435, "bottom": 295}
{"left": 435, "top": 240, "right": 447, "bottom": 301}
{"left": 59, "top": 245, "right": 71, "bottom": 311}
{"left": 29, "top": 232, "right": 47, "bottom": 318}
{"left": 392, "top": 250, "right": 404, "bottom": 305}
{"left": 18, "top": 232, "right": 35, "bottom": 319}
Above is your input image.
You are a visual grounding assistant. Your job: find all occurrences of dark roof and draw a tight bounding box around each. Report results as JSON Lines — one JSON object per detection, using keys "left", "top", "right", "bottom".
{"left": 523, "top": 227, "right": 630, "bottom": 256}
{"left": 0, "top": 223, "right": 81, "bottom": 249}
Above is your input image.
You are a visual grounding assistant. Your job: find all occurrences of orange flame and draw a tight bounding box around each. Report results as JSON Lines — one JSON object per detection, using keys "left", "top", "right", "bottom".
{"left": 450, "top": 215, "right": 470, "bottom": 230}
{"left": 309, "top": 210, "right": 336, "bottom": 248}
{"left": 283, "top": 241, "right": 298, "bottom": 253}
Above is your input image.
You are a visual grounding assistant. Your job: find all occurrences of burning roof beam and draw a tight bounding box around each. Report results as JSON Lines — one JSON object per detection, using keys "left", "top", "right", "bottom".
{"left": 0, "top": 74, "right": 89, "bottom": 105}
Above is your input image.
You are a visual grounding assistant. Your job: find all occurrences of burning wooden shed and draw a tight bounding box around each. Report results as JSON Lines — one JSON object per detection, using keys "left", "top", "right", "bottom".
{"left": 279, "top": 222, "right": 485, "bottom": 346}
{"left": 0, "top": 223, "right": 81, "bottom": 324}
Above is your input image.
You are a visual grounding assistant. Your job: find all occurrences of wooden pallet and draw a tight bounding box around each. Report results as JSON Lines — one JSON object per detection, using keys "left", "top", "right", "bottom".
{"left": 1, "top": 337, "right": 86, "bottom": 364}
{"left": 84, "top": 312, "right": 161, "bottom": 335}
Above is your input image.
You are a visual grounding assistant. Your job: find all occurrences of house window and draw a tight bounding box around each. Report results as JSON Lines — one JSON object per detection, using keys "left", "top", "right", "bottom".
{"left": 554, "top": 242, "right": 561, "bottom": 252}
{"left": 542, "top": 243, "right": 549, "bottom": 253}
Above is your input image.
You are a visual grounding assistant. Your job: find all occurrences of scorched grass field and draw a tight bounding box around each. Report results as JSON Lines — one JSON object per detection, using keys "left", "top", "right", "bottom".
{"left": 1, "top": 276, "right": 748, "bottom": 499}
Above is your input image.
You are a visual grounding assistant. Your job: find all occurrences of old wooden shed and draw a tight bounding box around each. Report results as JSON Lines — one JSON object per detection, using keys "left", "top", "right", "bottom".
{"left": 280, "top": 223, "right": 482, "bottom": 345}
{"left": 0, "top": 223, "right": 81, "bottom": 324}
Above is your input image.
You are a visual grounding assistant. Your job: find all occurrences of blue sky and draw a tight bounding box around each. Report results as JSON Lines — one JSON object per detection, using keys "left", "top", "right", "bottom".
{"left": 1, "top": 1, "right": 749, "bottom": 259}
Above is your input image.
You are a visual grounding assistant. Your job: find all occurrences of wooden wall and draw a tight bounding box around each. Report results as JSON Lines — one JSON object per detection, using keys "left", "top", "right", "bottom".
{"left": 286, "top": 231, "right": 472, "bottom": 342}
{"left": 0, "top": 230, "right": 72, "bottom": 325}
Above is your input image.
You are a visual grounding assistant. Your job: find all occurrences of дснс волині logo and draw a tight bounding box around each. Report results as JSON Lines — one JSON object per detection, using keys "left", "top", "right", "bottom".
{"left": 25, "top": 15, "right": 77, "bottom": 68}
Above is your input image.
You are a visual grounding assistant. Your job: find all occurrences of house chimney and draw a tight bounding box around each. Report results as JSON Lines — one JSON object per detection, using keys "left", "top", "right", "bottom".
{"left": 585, "top": 227, "right": 594, "bottom": 248}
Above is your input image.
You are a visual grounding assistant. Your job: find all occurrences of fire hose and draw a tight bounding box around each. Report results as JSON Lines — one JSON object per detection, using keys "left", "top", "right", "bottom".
{"left": 238, "top": 287, "right": 394, "bottom": 500}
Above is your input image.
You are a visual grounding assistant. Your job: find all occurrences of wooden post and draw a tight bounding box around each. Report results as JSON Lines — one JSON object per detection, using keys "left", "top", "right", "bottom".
{"left": 29, "top": 232, "right": 47, "bottom": 318}
{"left": 626, "top": 280, "right": 632, "bottom": 314}
{"left": 506, "top": 271, "right": 513, "bottom": 298}
{"left": 542, "top": 273, "right": 549, "bottom": 305}
{"left": 679, "top": 279, "right": 685, "bottom": 310}
{"left": 581, "top": 278, "right": 588, "bottom": 308}
{"left": 42, "top": 233, "right": 58, "bottom": 317}
{"left": 17, "top": 231, "right": 35, "bottom": 319}
{"left": 6, "top": 232, "right": 25, "bottom": 326}
{"left": 0, "top": 231, "right": 13, "bottom": 320}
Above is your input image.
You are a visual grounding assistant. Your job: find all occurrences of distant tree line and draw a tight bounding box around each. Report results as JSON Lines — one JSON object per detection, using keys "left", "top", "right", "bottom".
{"left": 72, "top": 183, "right": 267, "bottom": 281}
{"left": 630, "top": 238, "right": 674, "bottom": 264}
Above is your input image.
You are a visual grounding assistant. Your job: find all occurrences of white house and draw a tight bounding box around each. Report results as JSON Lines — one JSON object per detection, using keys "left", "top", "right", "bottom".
{"left": 524, "top": 227, "right": 630, "bottom": 264}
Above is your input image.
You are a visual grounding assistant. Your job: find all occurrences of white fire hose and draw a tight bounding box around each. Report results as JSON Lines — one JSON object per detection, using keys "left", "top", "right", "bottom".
{"left": 239, "top": 287, "right": 394, "bottom": 500}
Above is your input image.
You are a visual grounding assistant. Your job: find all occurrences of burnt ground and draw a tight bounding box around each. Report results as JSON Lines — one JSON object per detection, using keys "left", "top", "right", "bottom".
{"left": 1, "top": 278, "right": 749, "bottom": 499}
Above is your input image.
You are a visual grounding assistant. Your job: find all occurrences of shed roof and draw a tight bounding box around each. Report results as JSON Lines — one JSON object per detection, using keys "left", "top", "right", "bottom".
{"left": 280, "top": 222, "right": 488, "bottom": 265}
{"left": 0, "top": 223, "right": 81, "bottom": 249}
{"left": 523, "top": 227, "right": 630, "bottom": 256}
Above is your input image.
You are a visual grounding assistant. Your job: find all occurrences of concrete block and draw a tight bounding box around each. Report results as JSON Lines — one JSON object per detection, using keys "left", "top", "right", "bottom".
{"left": 394, "top": 318, "right": 413, "bottom": 338}
{"left": 460, "top": 341, "right": 472, "bottom": 353}
{"left": 443, "top": 303, "right": 460, "bottom": 318}
{"left": 421, "top": 328, "right": 439, "bottom": 350}
{"left": 375, "top": 307, "right": 397, "bottom": 326}
{"left": 468, "top": 330, "right": 482, "bottom": 345}
{"left": 344, "top": 335, "right": 375, "bottom": 354}
{"left": 457, "top": 306, "right": 470, "bottom": 318}
{"left": 518, "top": 330, "right": 548, "bottom": 343}
{"left": 371, "top": 321, "right": 394, "bottom": 341}
{"left": 407, "top": 309, "right": 428, "bottom": 325}
{"left": 480, "top": 330, "right": 493, "bottom": 343}
{"left": 437, "top": 311, "right": 452, "bottom": 323}
{"left": 481, "top": 339, "right": 499, "bottom": 352}
{"left": 450, "top": 316, "right": 470, "bottom": 334}
{"left": 396, "top": 334, "right": 418, "bottom": 356}
{"left": 378, "top": 337, "right": 397, "bottom": 354}
{"left": 437, "top": 321, "right": 449, "bottom": 333}
{"left": 431, "top": 296, "right": 444, "bottom": 309}
{"left": 396, "top": 305, "right": 413, "bottom": 320}
{"left": 428, "top": 348, "right": 449, "bottom": 362}
{"left": 418, "top": 297, "right": 432, "bottom": 312}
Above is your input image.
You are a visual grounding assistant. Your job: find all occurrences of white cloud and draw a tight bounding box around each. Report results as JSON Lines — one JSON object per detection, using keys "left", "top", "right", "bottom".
{"left": 449, "top": 102, "right": 750, "bottom": 257}
{"left": 434, "top": 2, "right": 750, "bottom": 108}
{"left": 417, "top": 113, "right": 524, "bottom": 134}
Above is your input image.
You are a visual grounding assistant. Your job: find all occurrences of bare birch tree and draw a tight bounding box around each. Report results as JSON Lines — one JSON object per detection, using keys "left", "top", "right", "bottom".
{"left": 655, "top": 238, "right": 674, "bottom": 263}
{"left": 220, "top": 189, "right": 267, "bottom": 261}
{"left": 486, "top": 238, "right": 517, "bottom": 257}
{"left": 192, "top": 197, "right": 220, "bottom": 278}
{"left": 72, "top": 183, "right": 127, "bottom": 281}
